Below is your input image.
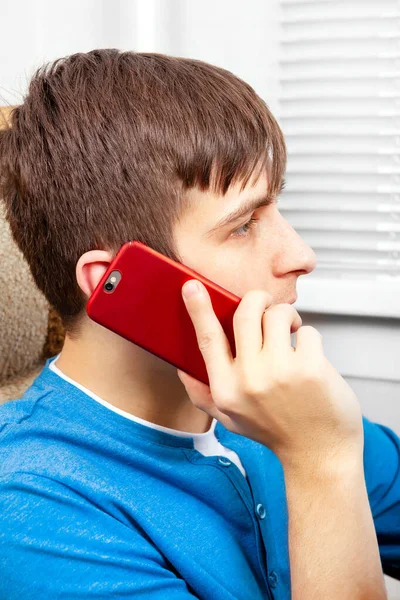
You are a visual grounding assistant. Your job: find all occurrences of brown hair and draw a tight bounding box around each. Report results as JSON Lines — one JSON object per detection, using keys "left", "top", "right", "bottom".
{"left": 0, "top": 49, "right": 286, "bottom": 339}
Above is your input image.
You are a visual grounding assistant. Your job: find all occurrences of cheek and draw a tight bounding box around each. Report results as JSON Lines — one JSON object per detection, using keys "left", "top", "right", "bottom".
{"left": 203, "top": 246, "right": 274, "bottom": 298}
{"left": 174, "top": 225, "right": 276, "bottom": 298}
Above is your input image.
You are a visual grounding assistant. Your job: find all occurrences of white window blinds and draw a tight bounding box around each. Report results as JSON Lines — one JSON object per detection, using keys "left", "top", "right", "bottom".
{"left": 277, "top": 0, "right": 400, "bottom": 318}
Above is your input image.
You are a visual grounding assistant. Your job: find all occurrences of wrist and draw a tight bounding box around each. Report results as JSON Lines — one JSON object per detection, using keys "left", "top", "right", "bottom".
{"left": 279, "top": 444, "right": 364, "bottom": 483}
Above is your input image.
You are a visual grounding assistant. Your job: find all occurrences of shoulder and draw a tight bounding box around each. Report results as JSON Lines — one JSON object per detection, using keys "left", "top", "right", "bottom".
{"left": 0, "top": 381, "right": 90, "bottom": 481}
{"left": 0, "top": 381, "right": 52, "bottom": 445}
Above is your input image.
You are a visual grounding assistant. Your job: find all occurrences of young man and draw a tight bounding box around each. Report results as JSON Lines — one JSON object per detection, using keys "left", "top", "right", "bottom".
{"left": 0, "top": 49, "right": 398, "bottom": 599}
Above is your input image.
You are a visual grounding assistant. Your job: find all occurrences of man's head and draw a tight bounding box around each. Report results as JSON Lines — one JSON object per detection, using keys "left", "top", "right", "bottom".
{"left": 0, "top": 49, "right": 316, "bottom": 343}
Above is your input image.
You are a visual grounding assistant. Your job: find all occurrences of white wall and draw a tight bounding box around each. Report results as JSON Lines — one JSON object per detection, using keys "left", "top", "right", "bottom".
{"left": 0, "top": 0, "right": 148, "bottom": 105}
{"left": 0, "top": 1, "right": 399, "bottom": 596}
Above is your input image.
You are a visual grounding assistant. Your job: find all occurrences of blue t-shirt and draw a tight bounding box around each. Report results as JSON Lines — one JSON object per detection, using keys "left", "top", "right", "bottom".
{"left": 0, "top": 355, "right": 399, "bottom": 599}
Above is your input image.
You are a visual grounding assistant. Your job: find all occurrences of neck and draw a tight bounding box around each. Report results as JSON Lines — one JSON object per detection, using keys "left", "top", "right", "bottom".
{"left": 55, "top": 321, "right": 213, "bottom": 434}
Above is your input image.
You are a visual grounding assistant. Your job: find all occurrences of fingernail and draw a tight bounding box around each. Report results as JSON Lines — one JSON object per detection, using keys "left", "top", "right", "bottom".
{"left": 183, "top": 280, "right": 201, "bottom": 299}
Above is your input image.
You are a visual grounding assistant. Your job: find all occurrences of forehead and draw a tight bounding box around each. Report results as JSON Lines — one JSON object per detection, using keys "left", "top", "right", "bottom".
{"left": 183, "top": 170, "right": 269, "bottom": 225}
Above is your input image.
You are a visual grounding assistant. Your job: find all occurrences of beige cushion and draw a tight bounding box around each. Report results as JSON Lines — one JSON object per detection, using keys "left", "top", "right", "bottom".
{"left": 0, "top": 106, "right": 64, "bottom": 404}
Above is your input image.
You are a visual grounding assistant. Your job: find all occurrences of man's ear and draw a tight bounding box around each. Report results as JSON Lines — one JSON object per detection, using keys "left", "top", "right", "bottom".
{"left": 76, "top": 250, "right": 113, "bottom": 299}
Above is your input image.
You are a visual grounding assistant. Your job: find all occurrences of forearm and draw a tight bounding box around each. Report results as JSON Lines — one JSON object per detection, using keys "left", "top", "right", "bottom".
{"left": 283, "top": 456, "right": 387, "bottom": 600}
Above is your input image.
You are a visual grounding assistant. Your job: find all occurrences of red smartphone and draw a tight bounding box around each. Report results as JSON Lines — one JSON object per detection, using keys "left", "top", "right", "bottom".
{"left": 86, "top": 241, "right": 242, "bottom": 386}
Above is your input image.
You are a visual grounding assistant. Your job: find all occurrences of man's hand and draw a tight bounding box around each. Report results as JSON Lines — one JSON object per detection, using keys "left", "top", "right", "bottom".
{"left": 177, "top": 279, "right": 363, "bottom": 472}
{"left": 177, "top": 279, "right": 387, "bottom": 599}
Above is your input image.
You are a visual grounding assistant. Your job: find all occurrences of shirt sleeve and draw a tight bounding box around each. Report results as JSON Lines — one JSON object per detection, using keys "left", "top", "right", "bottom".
{"left": 363, "top": 415, "right": 400, "bottom": 581}
{"left": 0, "top": 471, "right": 199, "bottom": 599}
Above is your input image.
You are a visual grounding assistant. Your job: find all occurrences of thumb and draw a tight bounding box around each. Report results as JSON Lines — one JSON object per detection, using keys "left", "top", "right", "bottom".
{"left": 177, "top": 369, "right": 230, "bottom": 425}
{"left": 177, "top": 369, "right": 211, "bottom": 407}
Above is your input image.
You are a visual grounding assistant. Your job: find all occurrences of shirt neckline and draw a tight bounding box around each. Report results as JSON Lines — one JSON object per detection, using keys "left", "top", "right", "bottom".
{"left": 49, "top": 352, "right": 219, "bottom": 440}
{"left": 34, "top": 355, "right": 228, "bottom": 450}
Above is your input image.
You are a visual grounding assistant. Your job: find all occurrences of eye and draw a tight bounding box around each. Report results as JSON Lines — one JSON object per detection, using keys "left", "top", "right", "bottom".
{"left": 231, "top": 217, "right": 259, "bottom": 238}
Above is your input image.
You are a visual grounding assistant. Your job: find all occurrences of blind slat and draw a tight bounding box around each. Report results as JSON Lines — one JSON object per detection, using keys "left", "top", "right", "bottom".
{"left": 278, "top": 0, "right": 400, "bottom": 316}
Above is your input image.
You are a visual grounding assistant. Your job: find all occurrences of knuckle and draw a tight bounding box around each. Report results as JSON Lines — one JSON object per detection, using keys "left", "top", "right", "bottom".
{"left": 277, "top": 302, "right": 297, "bottom": 314}
{"left": 241, "top": 378, "right": 261, "bottom": 397}
{"left": 240, "top": 369, "right": 266, "bottom": 398}
{"left": 242, "top": 289, "right": 271, "bottom": 302}
{"left": 271, "top": 302, "right": 288, "bottom": 309}
{"left": 214, "top": 391, "right": 239, "bottom": 414}
{"left": 243, "top": 383, "right": 266, "bottom": 398}
{"left": 271, "top": 370, "right": 291, "bottom": 390}
{"left": 233, "top": 305, "right": 252, "bottom": 324}
{"left": 214, "top": 393, "right": 232, "bottom": 411}
{"left": 236, "top": 290, "right": 272, "bottom": 316}
{"left": 300, "top": 361, "right": 327, "bottom": 385}
{"left": 299, "top": 325, "right": 323, "bottom": 341}
{"left": 197, "top": 330, "right": 217, "bottom": 352}
{"left": 303, "top": 325, "right": 322, "bottom": 338}
{"left": 233, "top": 310, "right": 253, "bottom": 333}
{"left": 301, "top": 373, "right": 322, "bottom": 389}
{"left": 265, "top": 302, "right": 296, "bottom": 319}
{"left": 299, "top": 324, "right": 319, "bottom": 334}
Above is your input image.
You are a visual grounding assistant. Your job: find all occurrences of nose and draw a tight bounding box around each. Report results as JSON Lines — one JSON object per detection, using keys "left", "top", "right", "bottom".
{"left": 272, "top": 212, "right": 317, "bottom": 277}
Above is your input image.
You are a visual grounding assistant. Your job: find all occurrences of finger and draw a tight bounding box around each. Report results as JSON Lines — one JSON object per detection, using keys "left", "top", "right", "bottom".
{"left": 295, "top": 325, "right": 324, "bottom": 357}
{"left": 177, "top": 369, "right": 235, "bottom": 429}
{"left": 261, "top": 303, "right": 302, "bottom": 356}
{"left": 181, "top": 280, "right": 233, "bottom": 393}
{"left": 233, "top": 290, "right": 273, "bottom": 364}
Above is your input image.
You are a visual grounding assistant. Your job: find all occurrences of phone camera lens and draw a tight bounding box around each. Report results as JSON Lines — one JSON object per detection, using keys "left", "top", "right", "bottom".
{"left": 104, "top": 282, "right": 114, "bottom": 291}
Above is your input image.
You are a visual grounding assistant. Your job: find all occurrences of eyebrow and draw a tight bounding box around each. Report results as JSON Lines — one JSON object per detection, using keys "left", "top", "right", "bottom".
{"left": 206, "top": 177, "right": 286, "bottom": 237}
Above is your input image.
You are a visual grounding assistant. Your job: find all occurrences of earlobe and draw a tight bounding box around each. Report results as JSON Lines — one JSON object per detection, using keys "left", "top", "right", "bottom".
{"left": 75, "top": 250, "right": 113, "bottom": 299}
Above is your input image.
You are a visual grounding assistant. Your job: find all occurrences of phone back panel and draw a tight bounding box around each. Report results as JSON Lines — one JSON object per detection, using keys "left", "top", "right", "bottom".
{"left": 86, "top": 241, "right": 241, "bottom": 386}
